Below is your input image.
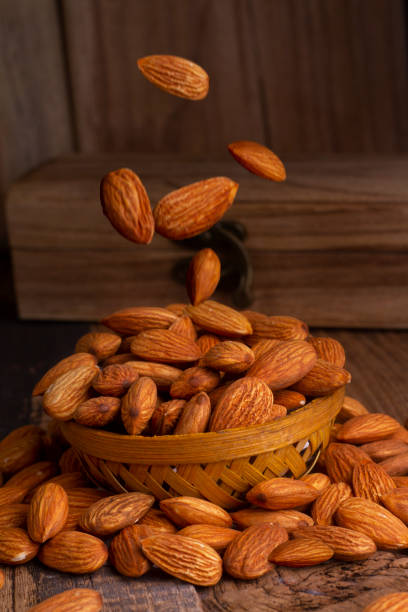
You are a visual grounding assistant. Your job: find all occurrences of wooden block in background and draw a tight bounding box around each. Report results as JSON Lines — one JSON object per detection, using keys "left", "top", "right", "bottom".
{"left": 6, "top": 153, "right": 408, "bottom": 326}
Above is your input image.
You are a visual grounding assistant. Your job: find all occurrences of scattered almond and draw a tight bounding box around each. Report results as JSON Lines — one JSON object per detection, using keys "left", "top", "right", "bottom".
{"left": 137, "top": 54, "right": 209, "bottom": 100}
{"left": 186, "top": 248, "right": 221, "bottom": 306}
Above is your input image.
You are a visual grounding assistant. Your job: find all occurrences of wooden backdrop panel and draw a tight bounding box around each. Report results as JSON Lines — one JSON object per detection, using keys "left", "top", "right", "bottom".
{"left": 62, "top": 0, "right": 408, "bottom": 155}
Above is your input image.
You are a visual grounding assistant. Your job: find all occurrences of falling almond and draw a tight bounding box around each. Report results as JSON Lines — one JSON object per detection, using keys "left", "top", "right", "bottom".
{"left": 228, "top": 140, "right": 286, "bottom": 182}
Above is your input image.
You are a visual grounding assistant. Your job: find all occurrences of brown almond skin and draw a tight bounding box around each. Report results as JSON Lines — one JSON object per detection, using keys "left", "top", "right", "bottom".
{"left": 291, "top": 359, "right": 351, "bottom": 397}
{"left": 393, "top": 476, "right": 408, "bottom": 488}
{"left": 307, "top": 336, "right": 346, "bottom": 368}
{"left": 224, "top": 523, "right": 288, "bottom": 579}
{"left": 0, "top": 425, "right": 44, "bottom": 475}
{"left": 109, "top": 524, "right": 154, "bottom": 577}
{"left": 379, "top": 452, "right": 408, "bottom": 476}
{"left": 228, "top": 141, "right": 286, "bottom": 182}
{"left": 300, "top": 473, "right": 331, "bottom": 494}
{"left": 28, "top": 588, "right": 103, "bottom": 612}
{"left": 0, "top": 527, "right": 39, "bottom": 565}
{"left": 169, "top": 315, "right": 197, "bottom": 341}
{"left": 335, "top": 497, "right": 408, "bottom": 550}
{"left": 43, "top": 364, "right": 99, "bottom": 421}
{"left": 154, "top": 178, "right": 238, "bottom": 241}
{"left": 28, "top": 483, "right": 69, "bottom": 543}
{"left": 210, "top": 377, "right": 274, "bottom": 432}
{"left": 274, "top": 389, "right": 306, "bottom": 411}
{"left": 381, "top": 490, "right": 408, "bottom": 524}
{"left": 74, "top": 396, "right": 121, "bottom": 428}
{"left": 178, "top": 524, "right": 238, "bottom": 552}
{"left": 230, "top": 508, "right": 314, "bottom": 531}
{"left": 325, "top": 442, "right": 372, "bottom": 483}
{"left": 363, "top": 592, "right": 408, "bottom": 612}
{"left": 196, "top": 334, "right": 220, "bottom": 358}
{"left": 160, "top": 496, "right": 232, "bottom": 528}
{"left": 311, "top": 482, "right": 351, "bottom": 526}
{"left": 130, "top": 329, "right": 201, "bottom": 364}
{"left": 269, "top": 537, "right": 334, "bottom": 566}
{"left": 250, "top": 338, "right": 283, "bottom": 360}
{"left": 247, "top": 340, "right": 317, "bottom": 391}
{"left": 32, "top": 353, "right": 98, "bottom": 396}
{"left": 100, "top": 168, "right": 154, "bottom": 244}
{"left": 38, "top": 530, "right": 108, "bottom": 573}
{"left": 59, "top": 448, "right": 83, "bottom": 473}
{"left": 121, "top": 376, "right": 157, "bottom": 435}
{"left": 187, "top": 248, "right": 221, "bottom": 306}
{"left": 0, "top": 504, "right": 29, "bottom": 528}
{"left": 337, "top": 395, "right": 369, "bottom": 422}
{"left": 80, "top": 492, "right": 154, "bottom": 537}
{"left": 243, "top": 312, "right": 308, "bottom": 340}
{"left": 200, "top": 340, "right": 255, "bottom": 374}
{"left": 139, "top": 508, "right": 177, "bottom": 533}
{"left": 0, "top": 486, "right": 30, "bottom": 506}
{"left": 148, "top": 399, "right": 186, "bottom": 435}
{"left": 137, "top": 54, "right": 209, "bottom": 100}
{"left": 247, "top": 478, "right": 320, "bottom": 510}
{"left": 292, "top": 526, "right": 377, "bottom": 561}
{"left": 170, "top": 367, "right": 220, "bottom": 399}
{"left": 142, "top": 534, "right": 222, "bottom": 586}
{"left": 173, "top": 392, "right": 211, "bottom": 435}
{"left": 336, "top": 413, "right": 400, "bottom": 444}
{"left": 361, "top": 439, "right": 408, "bottom": 462}
{"left": 102, "top": 306, "right": 177, "bottom": 335}
{"left": 187, "top": 300, "right": 252, "bottom": 338}
{"left": 75, "top": 332, "right": 121, "bottom": 360}
{"left": 5, "top": 461, "right": 58, "bottom": 491}
{"left": 352, "top": 461, "right": 395, "bottom": 502}
{"left": 92, "top": 364, "right": 139, "bottom": 397}
{"left": 125, "top": 361, "right": 182, "bottom": 390}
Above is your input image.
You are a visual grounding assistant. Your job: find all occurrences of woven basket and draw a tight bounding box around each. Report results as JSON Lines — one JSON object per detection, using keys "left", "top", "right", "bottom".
{"left": 60, "top": 387, "right": 344, "bottom": 510}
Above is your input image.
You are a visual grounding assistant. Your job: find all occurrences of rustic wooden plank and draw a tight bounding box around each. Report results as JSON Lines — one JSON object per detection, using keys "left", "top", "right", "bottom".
{"left": 0, "top": 0, "right": 73, "bottom": 246}
{"left": 61, "top": 0, "right": 265, "bottom": 154}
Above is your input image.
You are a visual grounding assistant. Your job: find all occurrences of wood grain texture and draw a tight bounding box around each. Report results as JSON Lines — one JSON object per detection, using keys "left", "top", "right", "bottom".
{"left": 0, "top": 0, "right": 73, "bottom": 245}
{"left": 1, "top": 325, "right": 408, "bottom": 610}
{"left": 6, "top": 154, "right": 408, "bottom": 325}
{"left": 61, "top": 0, "right": 408, "bottom": 155}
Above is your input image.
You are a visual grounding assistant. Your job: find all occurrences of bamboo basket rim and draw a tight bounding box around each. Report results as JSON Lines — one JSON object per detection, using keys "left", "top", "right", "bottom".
{"left": 61, "top": 387, "right": 344, "bottom": 465}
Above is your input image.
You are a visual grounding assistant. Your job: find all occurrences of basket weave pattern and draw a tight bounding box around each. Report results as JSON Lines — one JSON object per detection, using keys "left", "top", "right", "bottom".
{"left": 61, "top": 387, "right": 344, "bottom": 510}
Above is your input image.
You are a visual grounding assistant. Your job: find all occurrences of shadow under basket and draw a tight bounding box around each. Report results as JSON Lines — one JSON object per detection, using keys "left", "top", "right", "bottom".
{"left": 61, "top": 387, "right": 345, "bottom": 510}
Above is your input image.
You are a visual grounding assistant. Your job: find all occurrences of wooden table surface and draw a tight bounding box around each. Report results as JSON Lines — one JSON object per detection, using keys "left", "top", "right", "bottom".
{"left": 0, "top": 318, "right": 407, "bottom": 611}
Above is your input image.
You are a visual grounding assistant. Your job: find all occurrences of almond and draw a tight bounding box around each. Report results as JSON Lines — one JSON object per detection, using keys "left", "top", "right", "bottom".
{"left": 196, "top": 333, "right": 220, "bottom": 357}
{"left": 103, "top": 352, "right": 135, "bottom": 366}
{"left": 0, "top": 527, "right": 39, "bottom": 564}
{"left": 363, "top": 592, "right": 408, "bottom": 612}
{"left": 92, "top": 364, "right": 139, "bottom": 397}
{"left": 336, "top": 413, "right": 400, "bottom": 444}
{"left": 337, "top": 395, "right": 369, "bottom": 422}
{"left": 27, "top": 483, "right": 68, "bottom": 543}
{"left": 325, "top": 442, "right": 372, "bottom": 483}
{"left": 125, "top": 361, "right": 182, "bottom": 390}
{"left": 291, "top": 359, "right": 351, "bottom": 397}
{"left": 230, "top": 508, "right": 314, "bottom": 531}
{"left": 75, "top": 332, "right": 121, "bottom": 360}
{"left": 166, "top": 302, "right": 188, "bottom": 316}
{"left": 141, "top": 533, "right": 222, "bottom": 586}
{"left": 381, "top": 489, "right": 408, "bottom": 524}
{"left": 307, "top": 337, "right": 346, "bottom": 368}
{"left": 137, "top": 54, "right": 209, "bottom": 100}
{"left": 335, "top": 497, "right": 408, "bottom": 550}
{"left": 5, "top": 461, "right": 58, "bottom": 491}
{"left": 178, "top": 524, "right": 238, "bottom": 552}
{"left": 67, "top": 488, "right": 110, "bottom": 512}
{"left": 0, "top": 425, "right": 44, "bottom": 474}
{"left": 173, "top": 391, "right": 211, "bottom": 435}
{"left": 246, "top": 478, "right": 320, "bottom": 510}
{"left": 28, "top": 588, "right": 103, "bottom": 612}
{"left": 59, "top": 447, "right": 83, "bottom": 473}
{"left": 170, "top": 367, "right": 220, "bottom": 399}
{"left": 102, "top": 306, "right": 177, "bottom": 335}
{"left": 32, "top": 353, "right": 98, "bottom": 396}
{"left": 109, "top": 524, "right": 154, "bottom": 577}
{"left": 186, "top": 248, "right": 221, "bottom": 306}
{"left": 38, "top": 530, "right": 108, "bottom": 573}
{"left": 139, "top": 508, "right": 177, "bottom": 533}
{"left": 250, "top": 338, "right": 283, "bottom": 359}
{"left": 0, "top": 486, "right": 30, "bottom": 505}
{"left": 224, "top": 523, "right": 288, "bottom": 579}
{"left": 269, "top": 537, "right": 334, "bottom": 566}
{"left": 160, "top": 496, "right": 232, "bottom": 528}
{"left": 169, "top": 315, "right": 197, "bottom": 341}
{"left": 393, "top": 476, "right": 408, "bottom": 488}
{"left": 79, "top": 492, "right": 154, "bottom": 537}
{"left": 274, "top": 389, "right": 306, "bottom": 411}
{"left": 228, "top": 140, "right": 286, "bottom": 182}
{"left": 352, "top": 461, "right": 395, "bottom": 502}
{"left": 74, "top": 396, "right": 121, "bottom": 428}
{"left": 247, "top": 340, "right": 317, "bottom": 390}
{"left": 187, "top": 300, "right": 252, "bottom": 337}
{"left": 300, "top": 472, "right": 331, "bottom": 493}
{"left": 292, "top": 525, "right": 377, "bottom": 561}
{"left": 130, "top": 329, "right": 201, "bottom": 364}
{"left": 311, "top": 482, "right": 351, "bottom": 525}
{"left": 43, "top": 364, "right": 99, "bottom": 421}
{"left": 34, "top": 472, "right": 88, "bottom": 492}
{"left": 154, "top": 178, "right": 238, "bottom": 240}
{"left": 390, "top": 427, "right": 408, "bottom": 444}
{"left": 121, "top": 376, "right": 157, "bottom": 435}
{"left": 209, "top": 377, "right": 274, "bottom": 431}
{"left": 379, "top": 452, "right": 408, "bottom": 476}
{"left": 361, "top": 439, "right": 408, "bottom": 462}
{"left": 242, "top": 312, "right": 308, "bottom": 340}
{"left": 0, "top": 504, "right": 28, "bottom": 528}
{"left": 100, "top": 167, "right": 154, "bottom": 244}
{"left": 148, "top": 399, "right": 186, "bottom": 435}
{"left": 200, "top": 340, "right": 255, "bottom": 373}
